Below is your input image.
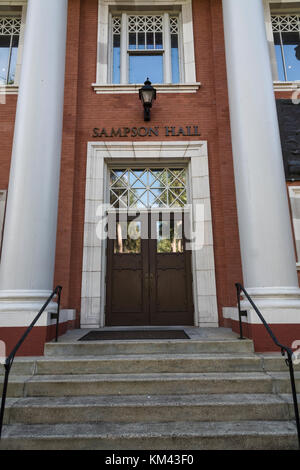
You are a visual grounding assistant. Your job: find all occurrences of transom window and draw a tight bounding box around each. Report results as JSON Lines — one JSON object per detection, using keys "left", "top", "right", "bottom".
{"left": 112, "top": 13, "right": 180, "bottom": 84}
{"left": 272, "top": 15, "right": 300, "bottom": 81}
{"left": 109, "top": 168, "right": 187, "bottom": 209}
{"left": 0, "top": 15, "right": 21, "bottom": 85}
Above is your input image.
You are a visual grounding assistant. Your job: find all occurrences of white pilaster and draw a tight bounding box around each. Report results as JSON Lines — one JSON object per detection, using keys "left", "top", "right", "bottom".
{"left": 222, "top": 0, "right": 300, "bottom": 314}
{"left": 0, "top": 0, "right": 68, "bottom": 313}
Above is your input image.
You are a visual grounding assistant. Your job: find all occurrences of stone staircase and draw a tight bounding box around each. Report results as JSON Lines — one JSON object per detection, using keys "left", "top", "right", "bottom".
{"left": 0, "top": 331, "right": 299, "bottom": 450}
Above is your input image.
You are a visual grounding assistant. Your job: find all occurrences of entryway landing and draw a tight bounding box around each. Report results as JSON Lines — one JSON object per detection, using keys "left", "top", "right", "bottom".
{"left": 42, "top": 327, "right": 255, "bottom": 357}
{"left": 52, "top": 327, "right": 247, "bottom": 343}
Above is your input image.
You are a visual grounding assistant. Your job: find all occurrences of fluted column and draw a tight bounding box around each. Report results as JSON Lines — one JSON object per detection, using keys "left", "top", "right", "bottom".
{"left": 0, "top": 0, "right": 68, "bottom": 312}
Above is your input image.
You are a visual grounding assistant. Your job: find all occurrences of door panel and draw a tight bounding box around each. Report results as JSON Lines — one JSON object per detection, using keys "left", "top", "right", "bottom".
{"left": 106, "top": 212, "right": 194, "bottom": 326}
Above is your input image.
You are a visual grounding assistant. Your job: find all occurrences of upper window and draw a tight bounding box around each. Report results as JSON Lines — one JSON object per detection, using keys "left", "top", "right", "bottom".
{"left": 111, "top": 13, "right": 181, "bottom": 84}
{"left": 272, "top": 15, "right": 300, "bottom": 81}
{"left": 0, "top": 15, "right": 21, "bottom": 85}
{"left": 94, "top": 1, "right": 198, "bottom": 92}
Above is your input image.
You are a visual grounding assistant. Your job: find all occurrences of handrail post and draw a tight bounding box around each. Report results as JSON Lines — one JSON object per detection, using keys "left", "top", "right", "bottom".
{"left": 0, "top": 362, "right": 10, "bottom": 439}
{"left": 286, "top": 350, "right": 300, "bottom": 449}
{"left": 236, "top": 283, "right": 245, "bottom": 340}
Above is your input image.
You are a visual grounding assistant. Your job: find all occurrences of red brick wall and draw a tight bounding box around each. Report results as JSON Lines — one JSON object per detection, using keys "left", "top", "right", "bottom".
{"left": 51, "top": 0, "right": 243, "bottom": 325}
{"left": 0, "top": 95, "right": 17, "bottom": 190}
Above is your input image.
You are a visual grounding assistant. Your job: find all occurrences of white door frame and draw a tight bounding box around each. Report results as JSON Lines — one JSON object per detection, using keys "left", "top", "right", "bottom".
{"left": 81, "top": 141, "right": 218, "bottom": 328}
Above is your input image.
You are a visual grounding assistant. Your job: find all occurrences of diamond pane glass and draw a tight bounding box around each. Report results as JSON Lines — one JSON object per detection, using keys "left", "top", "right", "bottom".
{"left": 110, "top": 168, "right": 187, "bottom": 209}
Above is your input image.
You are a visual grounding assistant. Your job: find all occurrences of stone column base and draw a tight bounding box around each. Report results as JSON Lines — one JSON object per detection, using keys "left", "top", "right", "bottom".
{"left": 0, "top": 294, "right": 76, "bottom": 356}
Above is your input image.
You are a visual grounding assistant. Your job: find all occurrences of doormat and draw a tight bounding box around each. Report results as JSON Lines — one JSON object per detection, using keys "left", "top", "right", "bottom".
{"left": 78, "top": 330, "right": 190, "bottom": 341}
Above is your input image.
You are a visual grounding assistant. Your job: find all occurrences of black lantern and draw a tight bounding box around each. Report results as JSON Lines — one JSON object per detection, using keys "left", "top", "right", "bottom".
{"left": 139, "top": 78, "right": 156, "bottom": 122}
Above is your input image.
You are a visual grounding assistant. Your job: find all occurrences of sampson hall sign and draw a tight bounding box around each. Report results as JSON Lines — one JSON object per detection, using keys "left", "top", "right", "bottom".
{"left": 92, "top": 125, "right": 201, "bottom": 138}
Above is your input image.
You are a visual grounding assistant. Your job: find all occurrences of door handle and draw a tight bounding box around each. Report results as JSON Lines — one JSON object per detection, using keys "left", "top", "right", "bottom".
{"left": 144, "top": 273, "right": 149, "bottom": 290}
{"left": 145, "top": 273, "right": 154, "bottom": 290}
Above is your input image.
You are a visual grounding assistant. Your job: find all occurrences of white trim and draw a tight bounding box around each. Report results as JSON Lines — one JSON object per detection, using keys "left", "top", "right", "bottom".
{"left": 222, "top": 305, "right": 300, "bottom": 325}
{"left": 289, "top": 186, "right": 300, "bottom": 267}
{"left": 81, "top": 141, "right": 219, "bottom": 329}
{"left": 0, "top": 309, "right": 76, "bottom": 328}
{"left": 0, "top": 190, "right": 6, "bottom": 253}
{"left": 273, "top": 81, "right": 300, "bottom": 91}
{"left": 95, "top": 0, "right": 197, "bottom": 92}
{"left": 92, "top": 82, "right": 201, "bottom": 94}
{"left": 0, "top": 84, "right": 18, "bottom": 94}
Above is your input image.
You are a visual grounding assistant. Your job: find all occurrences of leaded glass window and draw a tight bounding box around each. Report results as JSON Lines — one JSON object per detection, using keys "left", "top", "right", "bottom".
{"left": 271, "top": 15, "right": 300, "bottom": 81}
{"left": 110, "top": 168, "right": 187, "bottom": 209}
{"left": 0, "top": 16, "right": 21, "bottom": 85}
{"left": 111, "top": 13, "right": 181, "bottom": 84}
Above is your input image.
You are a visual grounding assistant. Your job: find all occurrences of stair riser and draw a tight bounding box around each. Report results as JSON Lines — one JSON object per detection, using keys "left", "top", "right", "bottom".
{"left": 0, "top": 363, "right": 36, "bottom": 376}
{"left": 5, "top": 403, "right": 289, "bottom": 425}
{"left": 44, "top": 341, "right": 254, "bottom": 357}
{"left": 0, "top": 382, "right": 25, "bottom": 398}
{"left": 34, "top": 358, "right": 262, "bottom": 375}
{"left": 22, "top": 378, "right": 274, "bottom": 397}
{"left": 273, "top": 378, "right": 300, "bottom": 394}
{"left": 262, "top": 358, "right": 300, "bottom": 372}
{"left": 1, "top": 434, "right": 297, "bottom": 450}
{"left": 4, "top": 376, "right": 298, "bottom": 398}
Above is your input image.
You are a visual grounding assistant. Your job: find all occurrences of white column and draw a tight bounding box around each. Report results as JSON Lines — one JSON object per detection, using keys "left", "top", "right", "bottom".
{"left": 222, "top": 0, "right": 300, "bottom": 316}
{"left": 0, "top": 0, "right": 68, "bottom": 313}
{"left": 163, "top": 13, "right": 172, "bottom": 84}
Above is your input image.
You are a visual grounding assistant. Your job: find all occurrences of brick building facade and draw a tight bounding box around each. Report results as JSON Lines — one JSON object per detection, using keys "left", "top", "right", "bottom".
{"left": 0, "top": 0, "right": 300, "bottom": 355}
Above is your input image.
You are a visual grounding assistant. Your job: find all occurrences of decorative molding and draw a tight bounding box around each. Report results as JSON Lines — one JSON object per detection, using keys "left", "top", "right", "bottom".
{"left": 92, "top": 82, "right": 201, "bottom": 94}
{"left": 81, "top": 141, "right": 219, "bottom": 329}
{"left": 274, "top": 81, "right": 300, "bottom": 91}
{"left": 0, "top": 85, "right": 18, "bottom": 94}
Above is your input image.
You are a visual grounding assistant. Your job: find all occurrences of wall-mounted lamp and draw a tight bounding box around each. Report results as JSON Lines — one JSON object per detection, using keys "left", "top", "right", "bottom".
{"left": 139, "top": 78, "right": 156, "bottom": 122}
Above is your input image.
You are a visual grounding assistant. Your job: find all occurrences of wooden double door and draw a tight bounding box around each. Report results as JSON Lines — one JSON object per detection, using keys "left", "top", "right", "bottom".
{"left": 105, "top": 212, "right": 194, "bottom": 326}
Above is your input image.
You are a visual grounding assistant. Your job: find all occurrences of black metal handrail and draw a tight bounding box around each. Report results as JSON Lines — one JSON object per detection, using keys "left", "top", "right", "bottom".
{"left": 0, "top": 285, "right": 62, "bottom": 439}
{"left": 236, "top": 282, "right": 300, "bottom": 449}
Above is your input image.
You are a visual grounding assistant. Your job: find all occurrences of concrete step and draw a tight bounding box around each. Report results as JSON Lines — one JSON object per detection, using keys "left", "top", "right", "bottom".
{"left": 0, "top": 375, "right": 31, "bottom": 398}
{"left": 267, "top": 372, "right": 300, "bottom": 393}
{"left": 1, "top": 372, "right": 274, "bottom": 397}
{"left": 0, "top": 359, "right": 36, "bottom": 376}
{"left": 44, "top": 339, "right": 254, "bottom": 357}
{"left": 32, "top": 354, "right": 263, "bottom": 375}
{"left": 279, "top": 394, "right": 300, "bottom": 418}
{"left": 3, "top": 394, "right": 291, "bottom": 425}
{"left": 259, "top": 354, "right": 300, "bottom": 372}
{"left": 0, "top": 420, "right": 298, "bottom": 450}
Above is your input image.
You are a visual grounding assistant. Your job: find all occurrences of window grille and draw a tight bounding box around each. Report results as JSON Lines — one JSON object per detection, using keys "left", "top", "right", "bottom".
{"left": 0, "top": 16, "right": 21, "bottom": 85}
{"left": 271, "top": 15, "right": 300, "bottom": 33}
{"left": 0, "top": 16, "right": 21, "bottom": 36}
{"left": 110, "top": 168, "right": 187, "bottom": 209}
{"left": 271, "top": 15, "right": 300, "bottom": 82}
{"left": 111, "top": 13, "right": 180, "bottom": 84}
